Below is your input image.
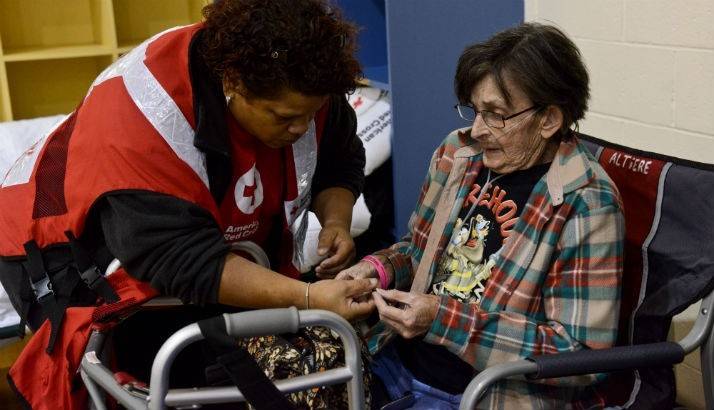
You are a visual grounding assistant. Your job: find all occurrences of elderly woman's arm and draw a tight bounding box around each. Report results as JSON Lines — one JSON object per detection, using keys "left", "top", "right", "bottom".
{"left": 422, "top": 204, "right": 625, "bottom": 386}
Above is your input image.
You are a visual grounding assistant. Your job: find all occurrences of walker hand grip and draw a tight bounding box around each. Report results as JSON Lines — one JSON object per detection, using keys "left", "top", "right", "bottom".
{"left": 223, "top": 307, "right": 301, "bottom": 338}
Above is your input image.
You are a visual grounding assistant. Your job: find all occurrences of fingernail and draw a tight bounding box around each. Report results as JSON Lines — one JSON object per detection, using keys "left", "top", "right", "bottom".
{"left": 317, "top": 248, "right": 327, "bottom": 255}
{"left": 369, "top": 278, "right": 378, "bottom": 287}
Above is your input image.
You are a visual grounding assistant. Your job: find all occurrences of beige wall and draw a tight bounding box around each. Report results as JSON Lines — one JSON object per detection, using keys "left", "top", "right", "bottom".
{"left": 525, "top": 0, "right": 714, "bottom": 165}
{"left": 525, "top": 2, "right": 712, "bottom": 408}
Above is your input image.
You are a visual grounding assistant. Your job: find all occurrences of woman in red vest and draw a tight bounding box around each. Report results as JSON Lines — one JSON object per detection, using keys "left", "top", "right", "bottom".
{"left": 0, "top": 1, "right": 377, "bottom": 408}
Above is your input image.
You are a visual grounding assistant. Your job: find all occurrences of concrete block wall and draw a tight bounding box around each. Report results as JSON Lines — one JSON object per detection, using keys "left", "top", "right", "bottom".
{"left": 525, "top": 2, "right": 712, "bottom": 408}
{"left": 525, "top": 0, "right": 714, "bottom": 165}
{"left": 669, "top": 301, "right": 706, "bottom": 410}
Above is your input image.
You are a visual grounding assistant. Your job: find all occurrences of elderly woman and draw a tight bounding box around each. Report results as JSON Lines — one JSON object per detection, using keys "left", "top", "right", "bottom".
{"left": 337, "top": 23, "right": 624, "bottom": 409}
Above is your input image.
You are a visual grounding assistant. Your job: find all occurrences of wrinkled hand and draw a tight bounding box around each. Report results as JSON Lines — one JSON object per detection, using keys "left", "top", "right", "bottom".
{"left": 314, "top": 224, "right": 355, "bottom": 278}
{"left": 373, "top": 288, "right": 440, "bottom": 339}
{"left": 309, "top": 278, "right": 378, "bottom": 322}
{"left": 334, "top": 260, "right": 376, "bottom": 281}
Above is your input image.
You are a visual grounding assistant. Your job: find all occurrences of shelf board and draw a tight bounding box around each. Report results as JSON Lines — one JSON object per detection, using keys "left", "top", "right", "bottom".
{"left": 0, "top": 60, "right": 10, "bottom": 122}
{"left": 6, "top": 55, "right": 113, "bottom": 120}
{"left": 2, "top": 44, "right": 114, "bottom": 62}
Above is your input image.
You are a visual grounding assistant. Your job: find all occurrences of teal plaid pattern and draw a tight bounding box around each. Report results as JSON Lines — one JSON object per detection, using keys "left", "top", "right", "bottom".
{"left": 367, "top": 130, "right": 624, "bottom": 409}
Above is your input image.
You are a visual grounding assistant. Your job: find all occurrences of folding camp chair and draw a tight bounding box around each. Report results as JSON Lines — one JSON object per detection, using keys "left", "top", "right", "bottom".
{"left": 460, "top": 134, "right": 714, "bottom": 409}
{"left": 79, "top": 242, "right": 366, "bottom": 410}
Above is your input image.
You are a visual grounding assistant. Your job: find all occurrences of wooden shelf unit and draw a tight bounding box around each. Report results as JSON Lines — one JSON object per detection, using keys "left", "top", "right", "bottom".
{"left": 0, "top": 0, "right": 208, "bottom": 121}
{"left": 113, "top": 0, "right": 205, "bottom": 50}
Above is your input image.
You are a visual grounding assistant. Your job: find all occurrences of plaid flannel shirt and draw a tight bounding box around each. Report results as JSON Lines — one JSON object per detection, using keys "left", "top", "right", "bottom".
{"left": 367, "top": 129, "right": 624, "bottom": 409}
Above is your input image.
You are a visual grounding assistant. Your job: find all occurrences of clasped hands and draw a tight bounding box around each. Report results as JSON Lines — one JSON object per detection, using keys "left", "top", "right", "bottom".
{"left": 333, "top": 259, "right": 440, "bottom": 339}
{"left": 310, "top": 225, "right": 439, "bottom": 336}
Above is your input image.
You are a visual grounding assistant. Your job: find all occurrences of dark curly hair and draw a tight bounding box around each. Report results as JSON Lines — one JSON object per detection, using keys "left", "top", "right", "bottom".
{"left": 200, "top": 0, "right": 362, "bottom": 99}
{"left": 455, "top": 23, "right": 590, "bottom": 139}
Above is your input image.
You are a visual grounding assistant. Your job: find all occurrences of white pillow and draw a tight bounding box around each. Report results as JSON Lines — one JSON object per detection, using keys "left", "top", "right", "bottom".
{"left": 348, "top": 87, "right": 392, "bottom": 176}
{"left": 0, "top": 115, "right": 65, "bottom": 333}
{"left": 0, "top": 115, "right": 66, "bottom": 179}
{"left": 299, "top": 194, "right": 371, "bottom": 272}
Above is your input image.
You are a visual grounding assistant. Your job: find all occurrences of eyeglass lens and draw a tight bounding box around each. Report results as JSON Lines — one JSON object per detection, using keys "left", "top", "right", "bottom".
{"left": 456, "top": 105, "right": 505, "bottom": 128}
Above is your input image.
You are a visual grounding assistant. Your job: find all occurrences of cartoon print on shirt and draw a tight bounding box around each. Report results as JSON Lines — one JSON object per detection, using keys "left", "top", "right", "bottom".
{"left": 434, "top": 181, "right": 519, "bottom": 304}
{"left": 472, "top": 214, "right": 490, "bottom": 244}
{"left": 434, "top": 215, "right": 496, "bottom": 303}
{"left": 465, "top": 181, "right": 519, "bottom": 243}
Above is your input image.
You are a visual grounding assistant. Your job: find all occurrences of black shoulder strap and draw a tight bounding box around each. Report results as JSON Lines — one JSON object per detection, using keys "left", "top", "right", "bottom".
{"left": 23, "top": 240, "right": 65, "bottom": 354}
{"left": 197, "top": 316, "right": 295, "bottom": 410}
{"left": 65, "top": 231, "right": 119, "bottom": 304}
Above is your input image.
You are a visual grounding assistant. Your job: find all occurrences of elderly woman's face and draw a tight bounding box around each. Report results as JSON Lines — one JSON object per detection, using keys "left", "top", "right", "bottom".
{"left": 469, "top": 74, "right": 556, "bottom": 174}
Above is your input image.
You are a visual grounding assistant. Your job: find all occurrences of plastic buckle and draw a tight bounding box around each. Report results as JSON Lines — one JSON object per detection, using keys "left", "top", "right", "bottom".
{"left": 29, "top": 275, "right": 53, "bottom": 300}
{"left": 80, "top": 266, "right": 103, "bottom": 289}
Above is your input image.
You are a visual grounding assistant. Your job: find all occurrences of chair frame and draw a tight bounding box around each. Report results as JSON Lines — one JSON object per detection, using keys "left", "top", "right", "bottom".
{"left": 459, "top": 287, "right": 714, "bottom": 409}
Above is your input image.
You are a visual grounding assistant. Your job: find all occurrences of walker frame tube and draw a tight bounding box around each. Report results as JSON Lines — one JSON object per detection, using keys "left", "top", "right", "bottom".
{"left": 81, "top": 307, "right": 365, "bottom": 410}
{"left": 80, "top": 332, "right": 147, "bottom": 409}
{"left": 148, "top": 308, "right": 363, "bottom": 410}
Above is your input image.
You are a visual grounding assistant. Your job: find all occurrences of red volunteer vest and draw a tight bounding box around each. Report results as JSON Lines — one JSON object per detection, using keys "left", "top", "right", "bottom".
{"left": 0, "top": 24, "right": 326, "bottom": 409}
{"left": 219, "top": 110, "right": 327, "bottom": 275}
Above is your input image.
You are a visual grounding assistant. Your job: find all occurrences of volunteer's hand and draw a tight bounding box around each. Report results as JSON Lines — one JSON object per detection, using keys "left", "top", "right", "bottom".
{"left": 314, "top": 223, "right": 355, "bottom": 278}
{"left": 309, "top": 278, "right": 378, "bottom": 321}
{"left": 373, "top": 288, "right": 440, "bottom": 339}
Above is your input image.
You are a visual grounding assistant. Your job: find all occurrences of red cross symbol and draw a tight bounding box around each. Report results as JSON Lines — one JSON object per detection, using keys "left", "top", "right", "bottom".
{"left": 353, "top": 96, "right": 363, "bottom": 109}
{"left": 243, "top": 183, "right": 256, "bottom": 205}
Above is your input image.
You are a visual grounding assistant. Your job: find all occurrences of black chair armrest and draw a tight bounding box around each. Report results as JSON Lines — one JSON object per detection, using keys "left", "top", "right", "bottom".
{"left": 526, "top": 342, "right": 685, "bottom": 380}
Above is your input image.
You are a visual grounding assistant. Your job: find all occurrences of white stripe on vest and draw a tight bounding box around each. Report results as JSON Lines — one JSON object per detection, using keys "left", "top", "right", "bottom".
{"left": 284, "top": 122, "right": 318, "bottom": 270}
{"left": 91, "top": 27, "right": 210, "bottom": 188}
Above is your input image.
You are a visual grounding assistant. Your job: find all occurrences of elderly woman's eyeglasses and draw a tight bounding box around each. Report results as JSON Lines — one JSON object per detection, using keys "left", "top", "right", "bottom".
{"left": 454, "top": 104, "right": 540, "bottom": 129}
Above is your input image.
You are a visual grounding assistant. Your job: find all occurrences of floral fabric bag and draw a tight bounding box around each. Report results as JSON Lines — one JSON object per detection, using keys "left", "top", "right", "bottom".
{"left": 236, "top": 325, "right": 372, "bottom": 409}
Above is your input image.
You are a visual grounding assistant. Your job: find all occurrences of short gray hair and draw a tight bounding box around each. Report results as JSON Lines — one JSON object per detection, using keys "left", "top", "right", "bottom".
{"left": 454, "top": 23, "right": 590, "bottom": 139}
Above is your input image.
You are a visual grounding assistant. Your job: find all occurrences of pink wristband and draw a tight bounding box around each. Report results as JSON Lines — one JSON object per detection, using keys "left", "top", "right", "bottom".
{"left": 362, "top": 255, "right": 389, "bottom": 289}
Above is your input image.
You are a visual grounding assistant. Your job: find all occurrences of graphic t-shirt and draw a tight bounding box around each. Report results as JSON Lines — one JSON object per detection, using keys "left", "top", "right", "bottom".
{"left": 432, "top": 162, "right": 551, "bottom": 304}
{"left": 397, "top": 162, "right": 551, "bottom": 394}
